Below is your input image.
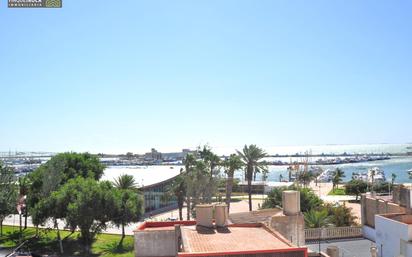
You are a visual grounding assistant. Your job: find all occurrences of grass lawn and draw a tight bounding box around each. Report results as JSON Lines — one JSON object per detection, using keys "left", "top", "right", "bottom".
{"left": 0, "top": 225, "right": 134, "bottom": 257}
{"left": 328, "top": 187, "right": 346, "bottom": 195}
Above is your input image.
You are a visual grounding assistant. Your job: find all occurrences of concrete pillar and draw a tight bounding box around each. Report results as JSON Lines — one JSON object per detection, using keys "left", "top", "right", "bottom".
{"left": 174, "top": 225, "right": 181, "bottom": 255}
{"left": 361, "top": 194, "right": 366, "bottom": 226}
{"left": 326, "top": 246, "right": 339, "bottom": 257}
{"left": 282, "top": 190, "right": 300, "bottom": 216}
{"left": 270, "top": 213, "right": 305, "bottom": 247}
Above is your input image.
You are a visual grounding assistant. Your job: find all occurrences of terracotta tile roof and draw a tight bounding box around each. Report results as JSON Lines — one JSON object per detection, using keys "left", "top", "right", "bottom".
{"left": 135, "top": 220, "right": 197, "bottom": 232}
{"left": 229, "top": 208, "right": 281, "bottom": 224}
{"left": 180, "top": 225, "right": 293, "bottom": 253}
{"left": 143, "top": 226, "right": 175, "bottom": 231}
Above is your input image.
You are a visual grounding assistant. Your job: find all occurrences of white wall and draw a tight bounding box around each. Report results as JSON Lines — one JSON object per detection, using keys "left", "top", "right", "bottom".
{"left": 134, "top": 230, "right": 175, "bottom": 257}
{"left": 362, "top": 225, "right": 376, "bottom": 242}
{"left": 375, "top": 215, "right": 412, "bottom": 257}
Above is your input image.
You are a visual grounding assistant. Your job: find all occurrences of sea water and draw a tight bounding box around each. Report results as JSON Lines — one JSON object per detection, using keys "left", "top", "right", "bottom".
{"left": 234, "top": 156, "right": 412, "bottom": 183}
{"left": 102, "top": 144, "right": 412, "bottom": 185}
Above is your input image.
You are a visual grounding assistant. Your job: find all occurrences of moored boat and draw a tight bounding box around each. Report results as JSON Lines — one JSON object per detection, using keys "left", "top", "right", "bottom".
{"left": 368, "top": 167, "right": 386, "bottom": 183}
{"left": 316, "top": 169, "right": 334, "bottom": 182}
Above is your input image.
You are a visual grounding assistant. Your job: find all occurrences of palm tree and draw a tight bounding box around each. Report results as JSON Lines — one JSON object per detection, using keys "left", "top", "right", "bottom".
{"left": 304, "top": 209, "right": 330, "bottom": 228}
{"left": 113, "top": 174, "right": 138, "bottom": 244}
{"left": 183, "top": 154, "right": 197, "bottom": 220}
{"left": 390, "top": 173, "right": 397, "bottom": 195}
{"left": 18, "top": 176, "right": 30, "bottom": 229}
{"left": 165, "top": 174, "right": 186, "bottom": 220}
{"left": 298, "top": 171, "right": 314, "bottom": 188}
{"left": 113, "top": 174, "right": 138, "bottom": 190}
{"left": 332, "top": 168, "right": 345, "bottom": 191}
{"left": 237, "top": 145, "right": 267, "bottom": 211}
{"left": 370, "top": 169, "right": 376, "bottom": 192}
{"left": 223, "top": 154, "right": 244, "bottom": 210}
{"left": 199, "top": 145, "right": 221, "bottom": 177}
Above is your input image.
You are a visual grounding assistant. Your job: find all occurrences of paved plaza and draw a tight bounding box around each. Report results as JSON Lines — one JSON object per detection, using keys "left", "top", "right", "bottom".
{"left": 307, "top": 238, "right": 376, "bottom": 257}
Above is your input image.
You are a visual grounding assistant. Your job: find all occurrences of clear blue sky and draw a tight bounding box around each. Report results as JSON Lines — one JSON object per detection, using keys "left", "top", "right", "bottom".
{"left": 0, "top": 0, "right": 411, "bottom": 154}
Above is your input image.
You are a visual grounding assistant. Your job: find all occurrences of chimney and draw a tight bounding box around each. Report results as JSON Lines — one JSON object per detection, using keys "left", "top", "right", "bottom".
{"left": 282, "top": 190, "right": 300, "bottom": 216}
{"left": 215, "top": 204, "right": 228, "bottom": 227}
{"left": 196, "top": 204, "right": 214, "bottom": 227}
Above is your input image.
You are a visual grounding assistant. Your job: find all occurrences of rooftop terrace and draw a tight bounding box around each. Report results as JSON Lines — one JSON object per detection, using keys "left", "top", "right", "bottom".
{"left": 379, "top": 213, "right": 412, "bottom": 225}
{"left": 135, "top": 221, "right": 307, "bottom": 257}
{"left": 180, "top": 224, "right": 293, "bottom": 253}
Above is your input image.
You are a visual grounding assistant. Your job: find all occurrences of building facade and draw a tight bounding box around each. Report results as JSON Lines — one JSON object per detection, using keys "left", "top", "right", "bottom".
{"left": 375, "top": 213, "right": 412, "bottom": 257}
{"left": 141, "top": 175, "right": 179, "bottom": 216}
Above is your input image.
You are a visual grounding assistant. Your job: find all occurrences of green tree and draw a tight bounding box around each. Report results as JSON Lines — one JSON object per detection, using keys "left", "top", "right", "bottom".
{"left": 374, "top": 182, "right": 391, "bottom": 194}
{"left": 18, "top": 176, "right": 30, "bottom": 229}
{"left": 324, "top": 203, "right": 357, "bottom": 227}
{"left": 46, "top": 152, "right": 105, "bottom": 181}
{"left": 304, "top": 209, "right": 330, "bottom": 228}
{"left": 332, "top": 168, "right": 345, "bottom": 191}
{"left": 112, "top": 188, "right": 143, "bottom": 247}
{"left": 261, "top": 186, "right": 288, "bottom": 209}
{"left": 262, "top": 186, "right": 323, "bottom": 213}
{"left": 183, "top": 154, "right": 196, "bottom": 220}
{"left": 165, "top": 174, "right": 186, "bottom": 220}
{"left": 297, "top": 171, "right": 315, "bottom": 188}
{"left": 199, "top": 145, "right": 221, "bottom": 177}
{"left": 112, "top": 174, "right": 142, "bottom": 246}
{"left": 28, "top": 152, "right": 105, "bottom": 216}
{"left": 299, "top": 187, "right": 323, "bottom": 212}
{"left": 345, "top": 179, "right": 368, "bottom": 201}
{"left": 223, "top": 154, "right": 244, "bottom": 210}
{"left": 48, "top": 177, "right": 116, "bottom": 254}
{"left": 237, "top": 145, "right": 268, "bottom": 211}
{"left": 113, "top": 174, "right": 137, "bottom": 190}
{"left": 0, "top": 162, "right": 18, "bottom": 236}
{"left": 27, "top": 152, "right": 105, "bottom": 252}
{"left": 184, "top": 158, "right": 217, "bottom": 216}
{"left": 370, "top": 168, "right": 376, "bottom": 192}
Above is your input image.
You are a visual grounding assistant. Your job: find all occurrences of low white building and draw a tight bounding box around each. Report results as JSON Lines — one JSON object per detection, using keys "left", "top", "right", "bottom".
{"left": 375, "top": 213, "right": 412, "bottom": 257}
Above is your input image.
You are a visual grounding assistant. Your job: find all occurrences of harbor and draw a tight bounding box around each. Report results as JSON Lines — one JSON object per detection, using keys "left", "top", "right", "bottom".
{"left": 1, "top": 144, "right": 412, "bottom": 183}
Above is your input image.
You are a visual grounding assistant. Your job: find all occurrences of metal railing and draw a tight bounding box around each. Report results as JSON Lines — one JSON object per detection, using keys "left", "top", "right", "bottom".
{"left": 305, "top": 226, "right": 362, "bottom": 240}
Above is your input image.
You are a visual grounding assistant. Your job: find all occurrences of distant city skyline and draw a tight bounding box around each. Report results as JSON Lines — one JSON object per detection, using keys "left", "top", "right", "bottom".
{"left": 1, "top": 1, "right": 411, "bottom": 153}
{"left": 1, "top": 143, "right": 411, "bottom": 156}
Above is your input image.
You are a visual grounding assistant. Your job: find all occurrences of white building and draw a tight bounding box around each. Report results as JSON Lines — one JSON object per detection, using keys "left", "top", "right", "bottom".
{"left": 375, "top": 213, "right": 412, "bottom": 257}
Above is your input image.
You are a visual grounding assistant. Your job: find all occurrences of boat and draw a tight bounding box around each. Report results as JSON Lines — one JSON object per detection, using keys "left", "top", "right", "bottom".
{"left": 408, "top": 169, "right": 412, "bottom": 175}
{"left": 368, "top": 167, "right": 386, "bottom": 183}
{"left": 308, "top": 166, "right": 323, "bottom": 175}
{"left": 316, "top": 169, "right": 334, "bottom": 182}
{"left": 352, "top": 167, "right": 386, "bottom": 183}
{"left": 352, "top": 172, "right": 368, "bottom": 182}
